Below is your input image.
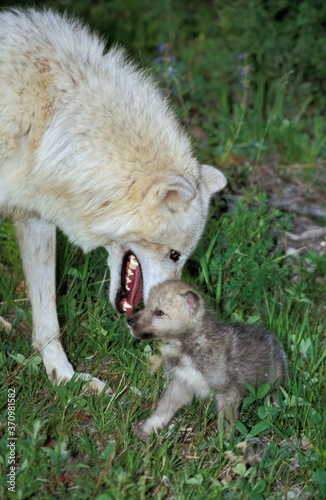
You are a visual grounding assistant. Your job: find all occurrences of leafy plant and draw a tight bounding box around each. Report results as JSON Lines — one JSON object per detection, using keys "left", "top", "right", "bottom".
{"left": 0, "top": 1, "right": 325, "bottom": 498}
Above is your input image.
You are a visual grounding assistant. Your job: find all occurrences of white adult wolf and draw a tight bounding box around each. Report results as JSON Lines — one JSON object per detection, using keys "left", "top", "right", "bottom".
{"left": 0, "top": 9, "right": 226, "bottom": 392}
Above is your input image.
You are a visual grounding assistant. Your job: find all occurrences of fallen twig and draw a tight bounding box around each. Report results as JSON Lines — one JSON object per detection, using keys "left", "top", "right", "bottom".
{"left": 271, "top": 198, "right": 326, "bottom": 219}
{"left": 287, "top": 227, "right": 326, "bottom": 241}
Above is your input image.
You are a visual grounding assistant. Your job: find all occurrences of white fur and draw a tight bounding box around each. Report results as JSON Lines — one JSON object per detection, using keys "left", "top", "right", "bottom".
{"left": 0, "top": 9, "right": 226, "bottom": 390}
{"left": 173, "top": 355, "right": 211, "bottom": 399}
{"left": 160, "top": 344, "right": 210, "bottom": 398}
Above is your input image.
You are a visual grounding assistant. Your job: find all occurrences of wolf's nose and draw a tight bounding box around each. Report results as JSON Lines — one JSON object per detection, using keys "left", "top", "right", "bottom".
{"left": 127, "top": 316, "right": 134, "bottom": 326}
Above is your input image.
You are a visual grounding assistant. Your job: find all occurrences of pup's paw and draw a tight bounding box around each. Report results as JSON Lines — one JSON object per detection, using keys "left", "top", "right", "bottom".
{"left": 134, "top": 422, "right": 153, "bottom": 441}
{"left": 236, "top": 437, "right": 267, "bottom": 466}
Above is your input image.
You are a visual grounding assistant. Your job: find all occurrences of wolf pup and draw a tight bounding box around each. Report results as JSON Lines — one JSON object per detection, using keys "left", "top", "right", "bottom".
{"left": 0, "top": 9, "right": 226, "bottom": 392}
{"left": 127, "top": 280, "right": 288, "bottom": 438}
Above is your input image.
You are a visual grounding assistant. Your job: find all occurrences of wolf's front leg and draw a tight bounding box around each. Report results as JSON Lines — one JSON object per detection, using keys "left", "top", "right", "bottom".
{"left": 15, "top": 217, "right": 109, "bottom": 394}
{"left": 0, "top": 316, "right": 12, "bottom": 333}
{"left": 137, "top": 379, "right": 194, "bottom": 439}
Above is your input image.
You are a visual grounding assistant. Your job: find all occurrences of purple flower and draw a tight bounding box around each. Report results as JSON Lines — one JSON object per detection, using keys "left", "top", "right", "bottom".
{"left": 155, "top": 43, "right": 178, "bottom": 97}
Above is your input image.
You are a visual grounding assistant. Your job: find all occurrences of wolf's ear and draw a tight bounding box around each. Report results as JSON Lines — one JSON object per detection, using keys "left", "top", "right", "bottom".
{"left": 145, "top": 175, "right": 195, "bottom": 208}
{"left": 201, "top": 165, "right": 227, "bottom": 195}
{"left": 183, "top": 290, "right": 200, "bottom": 315}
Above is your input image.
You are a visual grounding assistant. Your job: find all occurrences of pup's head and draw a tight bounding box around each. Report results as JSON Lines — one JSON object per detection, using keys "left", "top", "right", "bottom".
{"left": 127, "top": 280, "right": 203, "bottom": 341}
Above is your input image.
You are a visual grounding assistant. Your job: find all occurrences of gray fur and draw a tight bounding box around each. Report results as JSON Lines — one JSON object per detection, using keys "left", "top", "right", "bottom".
{"left": 127, "top": 280, "right": 288, "bottom": 438}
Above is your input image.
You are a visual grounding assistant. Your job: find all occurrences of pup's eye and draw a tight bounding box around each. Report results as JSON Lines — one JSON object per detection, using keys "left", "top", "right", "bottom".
{"left": 170, "top": 250, "right": 181, "bottom": 262}
{"left": 154, "top": 310, "right": 165, "bottom": 317}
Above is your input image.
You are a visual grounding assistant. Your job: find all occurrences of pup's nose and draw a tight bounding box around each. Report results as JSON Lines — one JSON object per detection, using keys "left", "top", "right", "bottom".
{"left": 127, "top": 316, "right": 134, "bottom": 326}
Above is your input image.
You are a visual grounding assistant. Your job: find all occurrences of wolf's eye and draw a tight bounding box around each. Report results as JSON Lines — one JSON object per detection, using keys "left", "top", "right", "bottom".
{"left": 170, "top": 250, "right": 181, "bottom": 262}
{"left": 154, "top": 309, "right": 165, "bottom": 317}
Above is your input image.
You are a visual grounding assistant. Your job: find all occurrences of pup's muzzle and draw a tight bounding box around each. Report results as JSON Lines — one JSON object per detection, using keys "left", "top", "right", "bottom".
{"left": 126, "top": 314, "right": 153, "bottom": 340}
{"left": 126, "top": 316, "right": 135, "bottom": 327}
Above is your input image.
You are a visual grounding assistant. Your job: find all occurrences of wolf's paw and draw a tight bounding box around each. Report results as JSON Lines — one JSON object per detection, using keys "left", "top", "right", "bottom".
{"left": 50, "top": 368, "right": 113, "bottom": 396}
{"left": 76, "top": 373, "right": 113, "bottom": 396}
{"left": 0, "top": 316, "right": 12, "bottom": 333}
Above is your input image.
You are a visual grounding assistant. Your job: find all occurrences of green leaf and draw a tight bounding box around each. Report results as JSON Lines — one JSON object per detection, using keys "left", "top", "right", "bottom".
{"left": 130, "top": 386, "right": 142, "bottom": 396}
{"left": 257, "top": 383, "right": 271, "bottom": 399}
{"left": 249, "top": 494, "right": 263, "bottom": 500}
{"left": 103, "top": 439, "right": 116, "bottom": 459}
{"left": 243, "top": 395, "right": 257, "bottom": 409}
{"left": 9, "top": 353, "right": 25, "bottom": 364}
{"left": 236, "top": 421, "right": 248, "bottom": 435}
{"left": 186, "top": 473, "right": 203, "bottom": 485}
{"left": 252, "top": 479, "right": 266, "bottom": 494}
{"left": 257, "top": 407, "right": 267, "bottom": 420}
{"left": 249, "top": 421, "right": 270, "bottom": 437}
{"left": 32, "top": 355, "right": 43, "bottom": 365}
{"left": 312, "top": 471, "right": 326, "bottom": 485}
{"left": 244, "top": 384, "right": 256, "bottom": 396}
{"left": 247, "top": 315, "right": 261, "bottom": 324}
{"left": 67, "top": 267, "right": 83, "bottom": 279}
{"left": 233, "top": 463, "right": 246, "bottom": 477}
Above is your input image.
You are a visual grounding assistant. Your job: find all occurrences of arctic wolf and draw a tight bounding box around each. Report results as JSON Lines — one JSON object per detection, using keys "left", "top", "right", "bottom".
{"left": 0, "top": 9, "right": 226, "bottom": 392}
{"left": 127, "top": 280, "right": 288, "bottom": 438}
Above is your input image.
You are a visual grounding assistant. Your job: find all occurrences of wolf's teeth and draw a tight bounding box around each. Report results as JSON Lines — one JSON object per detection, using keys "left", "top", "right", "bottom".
{"left": 123, "top": 301, "right": 132, "bottom": 310}
{"left": 129, "top": 255, "right": 139, "bottom": 270}
{"left": 126, "top": 277, "right": 132, "bottom": 284}
{"left": 127, "top": 269, "right": 134, "bottom": 277}
{"left": 126, "top": 285, "right": 130, "bottom": 291}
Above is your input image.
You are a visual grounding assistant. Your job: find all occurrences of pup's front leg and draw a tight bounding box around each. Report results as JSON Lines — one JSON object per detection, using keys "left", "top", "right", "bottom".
{"left": 15, "top": 217, "right": 109, "bottom": 394}
{"left": 137, "top": 379, "right": 193, "bottom": 440}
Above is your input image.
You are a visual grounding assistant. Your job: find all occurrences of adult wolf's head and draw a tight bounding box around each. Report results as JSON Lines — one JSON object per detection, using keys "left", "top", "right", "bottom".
{"left": 106, "top": 164, "right": 226, "bottom": 316}
{"left": 29, "top": 39, "right": 226, "bottom": 317}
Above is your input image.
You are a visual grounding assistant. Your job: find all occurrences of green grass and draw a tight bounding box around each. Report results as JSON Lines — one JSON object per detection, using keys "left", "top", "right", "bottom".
{"left": 1, "top": 1, "right": 326, "bottom": 497}
{"left": 1, "top": 197, "right": 325, "bottom": 499}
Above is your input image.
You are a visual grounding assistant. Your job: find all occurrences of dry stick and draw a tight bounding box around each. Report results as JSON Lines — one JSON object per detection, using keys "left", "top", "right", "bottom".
{"left": 270, "top": 199, "right": 326, "bottom": 219}
{"left": 287, "top": 227, "right": 326, "bottom": 241}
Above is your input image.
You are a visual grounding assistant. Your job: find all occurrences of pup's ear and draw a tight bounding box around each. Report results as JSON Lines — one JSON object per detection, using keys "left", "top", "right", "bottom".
{"left": 183, "top": 291, "right": 200, "bottom": 315}
{"left": 145, "top": 174, "right": 195, "bottom": 208}
{"left": 201, "top": 165, "right": 227, "bottom": 195}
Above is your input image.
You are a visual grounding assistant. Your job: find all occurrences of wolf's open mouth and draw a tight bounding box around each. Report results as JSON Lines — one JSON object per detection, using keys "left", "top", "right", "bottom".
{"left": 117, "top": 251, "right": 143, "bottom": 317}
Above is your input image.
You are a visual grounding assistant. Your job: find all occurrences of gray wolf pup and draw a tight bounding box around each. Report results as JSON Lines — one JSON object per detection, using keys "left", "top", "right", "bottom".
{"left": 0, "top": 9, "right": 226, "bottom": 392}
{"left": 127, "top": 280, "right": 288, "bottom": 438}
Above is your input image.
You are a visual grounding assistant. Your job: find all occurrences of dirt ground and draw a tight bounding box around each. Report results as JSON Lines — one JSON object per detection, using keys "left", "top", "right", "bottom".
{"left": 229, "top": 157, "right": 326, "bottom": 258}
